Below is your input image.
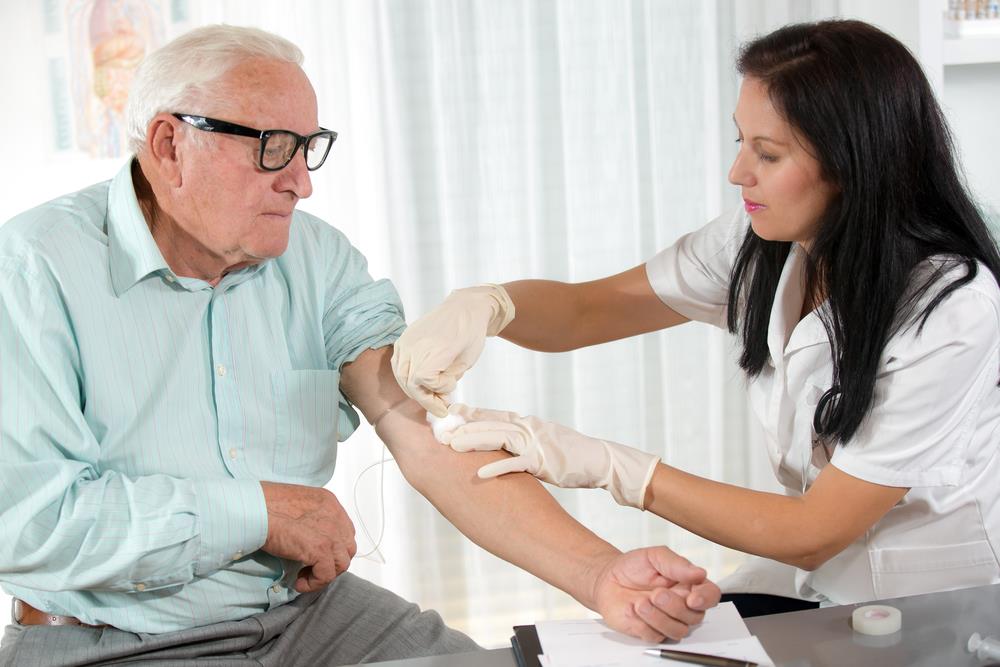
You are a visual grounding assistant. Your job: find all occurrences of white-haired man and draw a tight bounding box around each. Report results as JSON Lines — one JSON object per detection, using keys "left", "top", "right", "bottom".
{"left": 0, "top": 25, "right": 719, "bottom": 666}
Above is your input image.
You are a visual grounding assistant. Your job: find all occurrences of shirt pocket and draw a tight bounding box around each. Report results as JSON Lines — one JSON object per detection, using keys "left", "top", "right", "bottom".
{"left": 869, "top": 540, "right": 1000, "bottom": 600}
{"left": 270, "top": 369, "right": 342, "bottom": 485}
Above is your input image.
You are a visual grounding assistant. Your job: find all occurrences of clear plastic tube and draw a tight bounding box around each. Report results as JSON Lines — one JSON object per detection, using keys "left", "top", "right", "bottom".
{"left": 967, "top": 633, "right": 1000, "bottom": 662}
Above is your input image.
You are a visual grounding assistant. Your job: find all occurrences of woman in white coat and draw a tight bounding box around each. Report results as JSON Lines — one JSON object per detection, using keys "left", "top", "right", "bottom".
{"left": 391, "top": 19, "right": 1000, "bottom": 617}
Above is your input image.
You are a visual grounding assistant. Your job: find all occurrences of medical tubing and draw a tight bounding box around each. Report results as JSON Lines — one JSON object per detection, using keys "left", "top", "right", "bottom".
{"left": 353, "top": 445, "right": 392, "bottom": 563}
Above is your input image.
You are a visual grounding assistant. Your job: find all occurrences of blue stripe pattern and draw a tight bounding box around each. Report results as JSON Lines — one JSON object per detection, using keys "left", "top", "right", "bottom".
{"left": 0, "top": 161, "right": 405, "bottom": 632}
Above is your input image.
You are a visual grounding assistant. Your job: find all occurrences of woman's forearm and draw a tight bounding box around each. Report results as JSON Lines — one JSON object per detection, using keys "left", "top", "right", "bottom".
{"left": 501, "top": 266, "right": 688, "bottom": 352}
{"left": 500, "top": 280, "right": 590, "bottom": 351}
{"left": 644, "top": 463, "right": 907, "bottom": 570}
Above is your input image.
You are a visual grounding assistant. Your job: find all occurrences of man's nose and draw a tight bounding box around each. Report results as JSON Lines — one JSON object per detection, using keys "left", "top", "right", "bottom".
{"left": 276, "top": 150, "right": 313, "bottom": 199}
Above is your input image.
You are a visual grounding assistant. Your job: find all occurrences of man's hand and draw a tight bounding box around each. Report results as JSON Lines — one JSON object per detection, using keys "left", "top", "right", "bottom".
{"left": 590, "top": 547, "right": 721, "bottom": 642}
{"left": 391, "top": 285, "right": 515, "bottom": 417}
{"left": 260, "top": 482, "right": 357, "bottom": 593}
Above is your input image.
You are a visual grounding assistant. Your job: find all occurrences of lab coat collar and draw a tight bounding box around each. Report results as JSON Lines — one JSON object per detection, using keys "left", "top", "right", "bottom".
{"left": 767, "top": 244, "right": 830, "bottom": 365}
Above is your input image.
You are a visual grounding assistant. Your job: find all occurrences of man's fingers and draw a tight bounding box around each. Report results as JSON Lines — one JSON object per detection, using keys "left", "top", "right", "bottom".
{"left": 295, "top": 565, "right": 330, "bottom": 593}
{"left": 648, "top": 548, "right": 706, "bottom": 586}
{"left": 477, "top": 456, "right": 531, "bottom": 479}
{"left": 686, "top": 580, "right": 722, "bottom": 610}
{"left": 650, "top": 588, "right": 707, "bottom": 628}
{"left": 617, "top": 604, "right": 671, "bottom": 644}
{"left": 635, "top": 594, "right": 694, "bottom": 642}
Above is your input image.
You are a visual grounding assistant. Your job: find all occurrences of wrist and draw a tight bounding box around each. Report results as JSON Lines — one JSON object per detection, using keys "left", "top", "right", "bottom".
{"left": 604, "top": 441, "right": 660, "bottom": 509}
{"left": 578, "top": 546, "right": 621, "bottom": 611}
{"left": 457, "top": 284, "right": 515, "bottom": 336}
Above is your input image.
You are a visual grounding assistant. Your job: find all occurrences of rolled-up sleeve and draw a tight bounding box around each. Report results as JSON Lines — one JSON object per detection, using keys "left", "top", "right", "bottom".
{"left": 315, "top": 225, "right": 406, "bottom": 439}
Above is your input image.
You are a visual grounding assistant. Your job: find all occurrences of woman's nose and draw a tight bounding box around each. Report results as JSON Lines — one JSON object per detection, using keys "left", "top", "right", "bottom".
{"left": 728, "top": 149, "right": 755, "bottom": 187}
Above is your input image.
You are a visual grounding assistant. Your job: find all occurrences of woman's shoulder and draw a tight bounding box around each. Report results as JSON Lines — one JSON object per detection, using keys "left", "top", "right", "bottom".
{"left": 895, "top": 255, "right": 1000, "bottom": 342}
{"left": 915, "top": 255, "right": 1000, "bottom": 306}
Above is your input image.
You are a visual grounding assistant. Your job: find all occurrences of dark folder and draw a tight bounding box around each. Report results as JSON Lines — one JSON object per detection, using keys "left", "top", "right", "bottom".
{"left": 510, "top": 624, "right": 543, "bottom": 667}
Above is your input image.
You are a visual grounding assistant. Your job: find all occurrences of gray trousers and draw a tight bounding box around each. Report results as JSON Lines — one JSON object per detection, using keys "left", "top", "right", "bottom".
{"left": 0, "top": 573, "right": 480, "bottom": 666}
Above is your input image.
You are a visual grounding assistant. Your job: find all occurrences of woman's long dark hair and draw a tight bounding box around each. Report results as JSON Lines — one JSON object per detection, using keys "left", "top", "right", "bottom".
{"left": 726, "top": 20, "right": 1000, "bottom": 445}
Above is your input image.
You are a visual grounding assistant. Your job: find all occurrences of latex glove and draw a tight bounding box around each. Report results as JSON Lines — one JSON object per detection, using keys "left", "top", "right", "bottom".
{"left": 438, "top": 404, "right": 659, "bottom": 509}
{"left": 392, "top": 285, "right": 515, "bottom": 417}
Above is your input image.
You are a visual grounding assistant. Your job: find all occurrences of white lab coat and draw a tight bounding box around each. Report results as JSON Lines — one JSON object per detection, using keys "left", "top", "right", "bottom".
{"left": 645, "top": 209, "right": 1000, "bottom": 604}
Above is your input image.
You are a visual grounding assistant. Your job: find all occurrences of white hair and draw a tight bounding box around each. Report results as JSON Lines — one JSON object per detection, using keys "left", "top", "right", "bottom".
{"left": 125, "top": 25, "right": 303, "bottom": 155}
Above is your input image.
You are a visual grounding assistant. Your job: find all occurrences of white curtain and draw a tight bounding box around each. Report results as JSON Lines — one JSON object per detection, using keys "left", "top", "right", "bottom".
{"left": 1, "top": 0, "right": 843, "bottom": 648}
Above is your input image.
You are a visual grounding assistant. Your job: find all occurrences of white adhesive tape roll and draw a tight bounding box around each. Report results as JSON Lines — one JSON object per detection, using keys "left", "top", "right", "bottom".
{"left": 852, "top": 605, "right": 902, "bottom": 635}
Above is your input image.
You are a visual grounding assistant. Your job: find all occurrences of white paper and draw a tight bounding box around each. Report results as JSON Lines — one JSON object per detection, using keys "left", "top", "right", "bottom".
{"left": 534, "top": 602, "right": 774, "bottom": 667}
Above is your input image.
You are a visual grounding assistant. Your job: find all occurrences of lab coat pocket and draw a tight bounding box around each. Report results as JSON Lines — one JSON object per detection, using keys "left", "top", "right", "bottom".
{"left": 870, "top": 540, "right": 1000, "bottom": 600}
{"left": 271, "top": 369, "right": 342, "bottom": 484}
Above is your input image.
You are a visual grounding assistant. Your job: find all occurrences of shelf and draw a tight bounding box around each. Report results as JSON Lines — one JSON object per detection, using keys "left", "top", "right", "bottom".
{"left": 943, "top": 17, "right": 1000, "bottom": 38}
{"left": 942, "top": 35, "right": 1000, "bottom": 64}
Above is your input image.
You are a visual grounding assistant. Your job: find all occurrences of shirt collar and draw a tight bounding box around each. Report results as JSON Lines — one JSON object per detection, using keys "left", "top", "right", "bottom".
{"left": 106, "top": 160, "right": 271, "bottom": 296}
{"left": 107, "top": 159, "right": 171, "bottom": 297}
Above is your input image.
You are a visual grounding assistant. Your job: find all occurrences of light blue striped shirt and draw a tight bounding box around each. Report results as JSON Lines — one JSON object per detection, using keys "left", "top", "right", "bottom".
{"left": 0, "top": 161, "right": 405, "bottom": 632}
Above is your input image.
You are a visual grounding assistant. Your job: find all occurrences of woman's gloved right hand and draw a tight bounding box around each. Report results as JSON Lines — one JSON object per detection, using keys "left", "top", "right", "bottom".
{"left": 436, "top": 403, "right": 660, "bottom": 510}
{"left": 391, "top": 284, "right": 515, "bottom": 417}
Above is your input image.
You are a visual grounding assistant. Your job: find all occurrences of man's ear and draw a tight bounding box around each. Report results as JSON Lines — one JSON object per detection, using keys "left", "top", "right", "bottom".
{"left": 145, "top": 114, "right": 184, "bottom": 187}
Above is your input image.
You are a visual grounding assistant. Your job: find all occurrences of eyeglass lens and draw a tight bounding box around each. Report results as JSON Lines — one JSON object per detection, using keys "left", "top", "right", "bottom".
{"left": 262, "top": 132, "right": 333, "bottom": 170}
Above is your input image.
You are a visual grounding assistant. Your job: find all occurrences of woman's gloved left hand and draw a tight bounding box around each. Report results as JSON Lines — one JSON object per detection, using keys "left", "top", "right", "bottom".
{"left": 435, "top": 404, "right": 659, "bottom": 509}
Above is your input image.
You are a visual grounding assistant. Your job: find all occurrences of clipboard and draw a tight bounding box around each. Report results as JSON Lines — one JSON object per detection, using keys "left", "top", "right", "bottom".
{"left": 510, "top": 624, "right": 543, "bottom": 667}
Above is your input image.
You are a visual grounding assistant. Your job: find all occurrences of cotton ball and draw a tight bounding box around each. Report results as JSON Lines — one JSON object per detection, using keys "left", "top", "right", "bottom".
{"left": 427, "top": 411, "right": 466, "bottom": 444}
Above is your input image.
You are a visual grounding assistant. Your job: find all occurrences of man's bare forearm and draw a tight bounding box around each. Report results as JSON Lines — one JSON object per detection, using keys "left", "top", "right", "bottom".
{"left": 341, "top": 346, "right": 618, "bottom": 608}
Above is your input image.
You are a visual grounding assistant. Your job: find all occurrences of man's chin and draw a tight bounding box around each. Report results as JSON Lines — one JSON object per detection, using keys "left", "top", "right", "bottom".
{"left": 245, "top": 235, "right": 291, "bottom": 262}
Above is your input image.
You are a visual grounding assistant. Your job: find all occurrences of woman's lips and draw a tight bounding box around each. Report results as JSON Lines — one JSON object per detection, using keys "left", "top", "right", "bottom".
{"left": 744, "top": 199, "right": 766, "bottom": 213}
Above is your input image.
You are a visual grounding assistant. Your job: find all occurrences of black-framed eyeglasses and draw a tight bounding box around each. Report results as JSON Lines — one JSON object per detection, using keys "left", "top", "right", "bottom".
{"left": 173, "top": 113, "right": 337, "bottom": 171}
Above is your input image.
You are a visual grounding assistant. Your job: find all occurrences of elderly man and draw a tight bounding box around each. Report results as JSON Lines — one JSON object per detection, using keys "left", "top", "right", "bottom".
{"left": 0, "top": 25, "right": 719, "bottom": 666}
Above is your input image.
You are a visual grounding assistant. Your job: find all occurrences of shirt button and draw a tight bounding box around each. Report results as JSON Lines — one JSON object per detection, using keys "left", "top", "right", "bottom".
{"left": 216, "top": 364, "right": 227, "bottom": 377}
{"left": 135, "top": 583, "right": 146, "bottom": 592}
{"left": 164, "top": 274, "right": 176, "bottom": 283}
{"left": 271, "top": 583, "right": 283, "bottom": 593}
{"left": 232, "top": 551, "right": 243, "bottom": 561}
{"left": 228, "top": 448, "right": 238, "bottom": 460}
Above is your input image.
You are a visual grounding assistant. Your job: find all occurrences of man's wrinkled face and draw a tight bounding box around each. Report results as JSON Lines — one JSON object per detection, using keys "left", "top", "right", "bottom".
{"left": 171, "top": 59, "right": 319, "bottom": 270}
